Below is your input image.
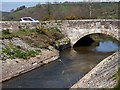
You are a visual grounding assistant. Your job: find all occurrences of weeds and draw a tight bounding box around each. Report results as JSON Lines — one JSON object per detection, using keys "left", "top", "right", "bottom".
{"left": 2, "top": 46, "right": 39, "bottom": 60}
{"left": 114, "top": 68, "right": 120, "bottom": 90}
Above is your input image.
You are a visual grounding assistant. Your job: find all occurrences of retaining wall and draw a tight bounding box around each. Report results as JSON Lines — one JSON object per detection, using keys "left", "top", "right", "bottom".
{"left": 70, "top": 51, "right": 120, "bottom": 88}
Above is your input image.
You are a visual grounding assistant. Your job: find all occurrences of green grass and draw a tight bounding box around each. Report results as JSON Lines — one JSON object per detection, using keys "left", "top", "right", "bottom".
{"left": 2, "top": 27, "right": 64, "bottom": 49}
{"left": 2, "top": 46, "right": 39, "bottom": 60}
{"left": 2, "top": 27, "right": 63, "bottom": 39}
{"left": 1, "top": 27, "right": 64, "bottom": 60}
{"left": 1, "top": 29, "right": 40, "bottom": 39}
{"left": 2, "top": 2, "right": 119, "bottom": 21}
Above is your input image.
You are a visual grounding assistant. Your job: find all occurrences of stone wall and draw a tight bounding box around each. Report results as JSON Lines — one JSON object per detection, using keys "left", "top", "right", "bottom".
{"left": 0, "top": 21, "right": 40, "bottom": 32}
{"left": 54, "top": 37, "right": 71, "bottom": 50}
{"left": 59, "top": 20, "right": 120, "bottom": 46}
{"left": 70, "top": 51, "right": 120, "bottom": 88}
{"left": 1, "top": 20, "right": 120, "bottom": 46}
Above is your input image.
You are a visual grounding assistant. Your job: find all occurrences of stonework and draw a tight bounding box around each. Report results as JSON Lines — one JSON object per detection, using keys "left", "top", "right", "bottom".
{"left": 1, "top": 20, "right": 120, "bottom": 87}
{"left": 1, "top": 20, "right": 119, "bottom": 46}
{"left": 70, "top": 51, "right": 120, "bottom": 88}
{"left": 59, "top": 20, "right": 120, "bottom": 46}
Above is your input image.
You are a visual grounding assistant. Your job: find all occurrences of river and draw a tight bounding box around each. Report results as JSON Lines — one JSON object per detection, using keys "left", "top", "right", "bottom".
{"left": 2, "top": 40, "right": 120, "bottom": 89}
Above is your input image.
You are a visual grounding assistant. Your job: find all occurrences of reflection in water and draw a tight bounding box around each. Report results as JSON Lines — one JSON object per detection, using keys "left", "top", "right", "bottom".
{"left": 95, "top": 41, "right": 120, "bottom": 52}
{"left": 74, "top": 41, "right": 120, "bottom": 53}
{"left": 2, "top": 41, "right": 119, "bottom": 88}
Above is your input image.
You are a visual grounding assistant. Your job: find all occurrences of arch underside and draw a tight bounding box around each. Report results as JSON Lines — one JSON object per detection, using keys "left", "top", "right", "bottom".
{"left": 71, "top": 29, "right": 119, "bottom": 46}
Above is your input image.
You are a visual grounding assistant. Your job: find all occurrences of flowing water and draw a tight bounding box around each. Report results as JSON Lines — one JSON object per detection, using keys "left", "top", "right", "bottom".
{"left": 2, "top": 40, "right": 120, "bottom": 89}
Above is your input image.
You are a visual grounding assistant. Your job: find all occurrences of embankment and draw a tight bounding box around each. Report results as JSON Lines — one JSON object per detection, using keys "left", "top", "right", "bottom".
{"left": 1, "top": 22, "right": 71, "bottom": 82}
{"left": 70, "top": 51, "right": 120, "bottom": 88}
{"left": 1, "top": 47, "right": 59, "bottom": 82}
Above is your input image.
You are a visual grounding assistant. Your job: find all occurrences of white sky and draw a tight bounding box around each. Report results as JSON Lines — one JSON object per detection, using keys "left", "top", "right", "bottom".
{"left": 1, "top": 0, "right": 120, "bottom": 2}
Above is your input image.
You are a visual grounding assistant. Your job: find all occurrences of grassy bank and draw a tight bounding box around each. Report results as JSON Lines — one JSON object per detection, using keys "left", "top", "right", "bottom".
{"left": 2, "top": 2, "right": 119, "bottom": 21}
{"left": 1, "top": 27, "right": 64, "bottom": 60}
{"left": 1, "top": 27, "right": 64, "bottom": 48}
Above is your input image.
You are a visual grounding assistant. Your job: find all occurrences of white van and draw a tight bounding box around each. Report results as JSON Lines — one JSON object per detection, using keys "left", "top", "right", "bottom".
{"left": 20, "top": 17, "right": 39, "bottom": 23}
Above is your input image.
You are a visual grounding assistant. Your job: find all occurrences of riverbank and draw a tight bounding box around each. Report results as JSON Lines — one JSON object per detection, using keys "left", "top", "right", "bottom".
{"left": 1, "top": 27, "right": 70, "bottom": 82}
{"left": 1, "top": 37, "right": 70, "bottom": 82}
{"left": 1, "top": 46, "right": 59, "bottom": 82}
{"left": 70, "top": 51, "right": 120, "bottom": 88}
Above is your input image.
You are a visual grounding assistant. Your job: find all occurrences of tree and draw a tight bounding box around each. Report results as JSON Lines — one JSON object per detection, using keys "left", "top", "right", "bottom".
{"left": 15, "top": 5, "right": 26, "bottom": 12}
{"left": 46, "top": 2, "right": 51, "bottom": 16}
{"left": 10, "top": 9, "right": 14, "bottom": 12}
{"left": 36, "top": 3, "right": 41, "bottom": 8}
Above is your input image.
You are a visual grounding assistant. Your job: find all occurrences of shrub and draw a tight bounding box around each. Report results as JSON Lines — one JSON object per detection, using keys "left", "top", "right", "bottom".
{"left": 26, "top": 50, "right": 39, "bottom": 58}
{"left": 36, "top": 27, "right": 49, "bottom": 35}
{"left": 2, "top": 29, "right": 11, "bottom": 34}
{"left": 15, "top": 5, "right": 26, "bottom": 12}
{"left": 65, "top": 15, "right": 79, "bottom": 20}
{"left": 2, "top": 46, "right": 39, "bottom": 59}
{"left": 43, "top": 15, "right": 54, "bottom": 21}
{"left": 2, "top": 29, "right": 14, "bottom": 39}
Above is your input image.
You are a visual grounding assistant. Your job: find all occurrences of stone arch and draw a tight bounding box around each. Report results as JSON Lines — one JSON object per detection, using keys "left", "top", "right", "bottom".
{"left": 71, "top": 29, "right": 119, "bottom": 46}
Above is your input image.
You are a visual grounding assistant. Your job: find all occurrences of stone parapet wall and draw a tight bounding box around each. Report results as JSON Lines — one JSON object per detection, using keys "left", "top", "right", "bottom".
{"left": 70, "top": 51, "right": 120, "bottom": 88}
{"left": 0, "top": 21, "right": 40, "bottom": 31}
{"left": 1, "top": 20, "right": 120, "bottom": 46}
{"left": 1, "top": 20, "right": 119, "bottom": 30}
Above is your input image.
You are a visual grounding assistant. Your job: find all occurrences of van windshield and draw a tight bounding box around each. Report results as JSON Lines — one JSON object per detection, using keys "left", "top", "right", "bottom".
{"left": 23, "top": 18, "right": 33, "bottom": 21}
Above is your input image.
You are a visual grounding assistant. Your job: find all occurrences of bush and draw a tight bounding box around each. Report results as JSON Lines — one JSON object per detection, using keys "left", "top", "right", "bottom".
{"left": 2, "top": 29, "right": 11, "bottom": 34}
{"left": 43, "top": 15, "right": 54, "bottom": 21}
{"left": 2, "top": 46, "right": 39, "bottom": 59}
{"left": 65, "top": 15, "right": 79, "bottom": 20}
{"left": 2, "top": 29, "right": 14, "bottom": 39}
{"left": 15, "top": 5, "right": 26, "bottom": 12}
{"left": 36, "top": 27, "right": 49, "bottom": 35}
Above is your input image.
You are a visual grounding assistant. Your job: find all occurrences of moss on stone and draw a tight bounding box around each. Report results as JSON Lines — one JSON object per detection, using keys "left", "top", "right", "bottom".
{"left": 114, "top": 68, "right": 120, "bottom": 90}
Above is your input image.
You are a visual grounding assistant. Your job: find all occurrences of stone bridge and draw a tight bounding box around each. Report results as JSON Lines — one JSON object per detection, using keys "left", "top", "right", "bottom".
{"left": 58, "top": 20, "right": 120, "bottom": 46}
{"left": 1, "top": 19, "right": 120, "bottom": 46}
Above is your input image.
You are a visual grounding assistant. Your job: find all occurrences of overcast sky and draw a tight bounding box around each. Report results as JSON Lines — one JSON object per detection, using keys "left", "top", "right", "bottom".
{"left": 1, "top": 0, "right": 119, "bottom": 2}
{"left": 1, "top": 0, "right": 119, "bottom": 12}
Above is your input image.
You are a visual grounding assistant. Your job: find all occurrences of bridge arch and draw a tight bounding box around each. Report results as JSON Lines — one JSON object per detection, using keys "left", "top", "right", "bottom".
{"left": 70, "top": 29, "right": 119, "bottom": 47}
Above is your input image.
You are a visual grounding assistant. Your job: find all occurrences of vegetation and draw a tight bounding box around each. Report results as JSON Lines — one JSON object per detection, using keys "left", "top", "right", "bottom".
{"left": 114, "top": 68, "right": 120, "bottom": 90}
{"left": 99, "top": 34, "right": 120, "bottom": 44}
{"left": 1, "top": 27, "right": 64, "bottom": 60}
{"left": 2, "top": 2, "right": 119, "bottom": 21}
{"left": 2, "top": 45, "right": 39, "bottom": 60}
{"left": 15, "top": 5, "right": 26, "bottom": 12}
{"left": 2, "top": 29, "right": 36, "bottom": 39}
{"left": 2, "top": 27, "right": 64, "bottom": 49}
{"left": 89, "top": 33, "right": 120, "bottom": 43}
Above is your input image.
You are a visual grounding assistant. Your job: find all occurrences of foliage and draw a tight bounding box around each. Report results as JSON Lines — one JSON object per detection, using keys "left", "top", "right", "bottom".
{"left": 114, "top": 68, "right": 120, "bottom": 90}
{"left": 65, "top": 15, "right": 79, "bottom": 20}
{"left": 1, "top": 29, "right": 37, "bottom": 39}
{"left": 2, "top": 26, "right": 64, "bottom": 61}
{"left": 2, "top": 46, "right": 39, "bottom": 59}
{"left": 43, "top": 15, "right": 54, "bottom": 21}
{"left": 15, "top": 5, "right": 26, "bottom": 12}
{"left": 2, "top": 27, "right": 64, "bottom": 49}
{"left": 2, "top": 29, "right": 11, "bottom": 34}
{"left": 2, "top": 2, "right": 119, "bottom": 21}
{"left": 2, "top": 29, "right": 14, "bottom": 39}
{"left": 36, "top": 27, "right": 63, "bottom": 40}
